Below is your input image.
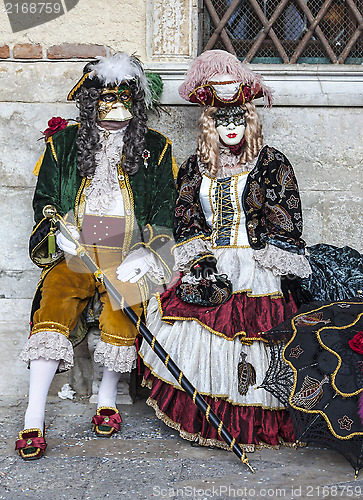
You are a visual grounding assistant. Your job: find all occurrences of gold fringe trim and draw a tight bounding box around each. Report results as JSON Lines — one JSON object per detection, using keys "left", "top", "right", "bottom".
{"left": 146, "top": 397, "right": 297, "bottom": 453}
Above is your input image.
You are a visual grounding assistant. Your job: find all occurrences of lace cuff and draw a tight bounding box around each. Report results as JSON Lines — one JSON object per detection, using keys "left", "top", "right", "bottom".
{"left": 253, "top": 244, "right": 312, "bottom": 278}
{"left": 94, "top": 340, "right": 137, "bottom": 373}
{"left": 144, "top": 249, "right": 166, "bottom": 283}
{"left": 173, "top": 238, "right": 213, "bottom": 272}
{"left": 19, "top": 331, "right": 74, "bottom": 372}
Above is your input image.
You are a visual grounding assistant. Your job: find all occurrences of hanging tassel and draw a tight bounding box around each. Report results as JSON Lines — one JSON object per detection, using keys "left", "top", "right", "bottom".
{"left": 238, "top": 352, "right": 256, "bottom": 396}
{"left": 48, "top": 227, "right": 56, "bottom": 255}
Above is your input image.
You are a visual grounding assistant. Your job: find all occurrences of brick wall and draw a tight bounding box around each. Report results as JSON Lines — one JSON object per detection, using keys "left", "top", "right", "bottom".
{"left": 0, "top": 43, "right": 109, "bottom": 60}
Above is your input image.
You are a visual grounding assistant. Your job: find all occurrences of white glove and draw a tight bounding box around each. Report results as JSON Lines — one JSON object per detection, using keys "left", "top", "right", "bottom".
{"left": 116, "top": 248, "right": 151, "bottom": 283}
{"left": 56, "top": 225, "right": 80, "bottom": 256}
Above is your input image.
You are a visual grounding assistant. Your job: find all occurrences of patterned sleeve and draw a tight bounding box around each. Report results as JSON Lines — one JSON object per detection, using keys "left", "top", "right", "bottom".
{"left": 247, "top": 147, "right": 311, "bottom": 276}
{"left": 173, "top": 155, "right": 211, "bottom": 245}
{"left": 246, "top": 146, "right": 306, "bottom": 254}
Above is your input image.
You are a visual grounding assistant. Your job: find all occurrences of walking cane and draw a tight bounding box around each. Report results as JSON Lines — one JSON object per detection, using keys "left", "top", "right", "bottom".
{"left": 43, "top": 205, "right": 255, "bottom": 473}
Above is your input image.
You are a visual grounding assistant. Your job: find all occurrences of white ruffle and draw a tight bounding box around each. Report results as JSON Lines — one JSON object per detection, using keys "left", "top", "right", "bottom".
{"left": 173, "top": 238, "right": 213, "bottom": 271}
{"left": 198, "top": 148, "right": 257, "bottom": 178}
{"left": 94, "top": 340, "right": 137, "bottom": 373}
{"left": 19, "top": 331, "right": 74, "bottom": 372}
{"left": 144, "top": 249, "right": 166, "bottom": 283}
{"left": 141, "top": 297, "right": 284, "bottom": 409}
{"left": 85, "top": 127, "right": 126, "bottom": 215}
{"left": 253, "top": 244, "right": 312, "bottom": 278}
{"left": 215, "top": 246, "right": 282, "bottom": 296}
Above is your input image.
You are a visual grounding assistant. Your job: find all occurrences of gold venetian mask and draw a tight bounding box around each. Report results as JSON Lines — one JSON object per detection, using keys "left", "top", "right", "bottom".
{"left": 97, "top": 83, "right": 133, "bottom": 122}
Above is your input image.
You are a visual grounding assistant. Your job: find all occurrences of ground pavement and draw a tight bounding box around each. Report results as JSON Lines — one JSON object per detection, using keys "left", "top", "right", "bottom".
{"left": 0, "top": 396, "right": 362, "bottom": 500}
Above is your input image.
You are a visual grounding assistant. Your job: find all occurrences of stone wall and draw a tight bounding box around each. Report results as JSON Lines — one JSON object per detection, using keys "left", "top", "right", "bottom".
{"left": 0, "top": 0, "right": 362, "bottom": 397}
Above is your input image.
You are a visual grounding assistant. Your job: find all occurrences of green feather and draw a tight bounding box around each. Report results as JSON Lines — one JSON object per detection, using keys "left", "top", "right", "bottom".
{"left": 145, "top": 72, "right": 163, "bottom": 108}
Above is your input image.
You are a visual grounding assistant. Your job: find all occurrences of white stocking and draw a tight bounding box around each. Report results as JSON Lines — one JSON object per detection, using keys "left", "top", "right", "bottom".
{"left": 97, "top": 366, "right": 121, "bottom": 409}
{"left": 24, "top": 357, "right": 60, "bottom": 431}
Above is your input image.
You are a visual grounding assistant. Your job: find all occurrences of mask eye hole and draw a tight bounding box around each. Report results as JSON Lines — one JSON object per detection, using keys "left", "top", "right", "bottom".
{"left": 118, "top": 90, "right": 132, "bottom": 102}
{"left": 100, "top": 93, "right": 117, "bottom": 103}
{"left": 215, "top": 114, "right": 246, "bottom": 128}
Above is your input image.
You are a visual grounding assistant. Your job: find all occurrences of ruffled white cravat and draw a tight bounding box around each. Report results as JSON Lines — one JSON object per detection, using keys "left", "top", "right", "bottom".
{"left": 84, "top": 126, "right": 127, "bottom": 216}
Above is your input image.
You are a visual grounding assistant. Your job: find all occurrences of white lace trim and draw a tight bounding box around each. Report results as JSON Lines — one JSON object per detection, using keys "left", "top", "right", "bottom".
{"left": 253, "top": 244, "right": 312, "bottom": 278}
{"left": 84, "top": 127, "right": 126, "bottom": 215}
{"left": 94, "top": 340, "right": 137, "bottom": 373}
{"left": 173, "top": 238, "right": 213, "bottom": 272}
{"left": 144, "top": 249, "right": 166, "bottom": 283}
{"left": 198, "top": 146, "right": 258, "bottom": 179}
{"left": 19, "top": 331, "right": 74, "bottom": 372}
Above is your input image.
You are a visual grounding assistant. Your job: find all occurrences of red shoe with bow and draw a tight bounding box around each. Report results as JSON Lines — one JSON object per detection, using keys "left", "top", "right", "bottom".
{"left": 92, "top": 407, "right": 122, "bottom": 437}
{"left": 15, "top": 427, "right": 47, "bottom": 460}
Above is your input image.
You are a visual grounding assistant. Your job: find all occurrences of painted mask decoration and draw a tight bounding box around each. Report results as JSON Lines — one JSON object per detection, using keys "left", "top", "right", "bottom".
{"left": 97, "top": 83, "right": 133, "bottom": 122}
{"left": 214, "top": 107, "right": 246, "bottom": 146}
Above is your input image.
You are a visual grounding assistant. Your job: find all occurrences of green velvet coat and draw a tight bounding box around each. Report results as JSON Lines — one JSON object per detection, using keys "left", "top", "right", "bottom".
{"left": 29, "top": 123, "right": 177, "bottom": 346}
{"left": 30, "top": 124, "right": 177, "bottom": 268}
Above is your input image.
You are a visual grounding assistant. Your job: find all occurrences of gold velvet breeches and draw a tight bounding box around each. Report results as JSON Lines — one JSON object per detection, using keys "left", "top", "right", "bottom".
{"left": 31, "top": 248, "right": 142, "bottom": 347}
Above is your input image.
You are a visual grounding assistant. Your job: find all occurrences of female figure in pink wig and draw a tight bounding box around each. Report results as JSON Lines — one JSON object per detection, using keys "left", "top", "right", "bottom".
{"left": 139, "top": 50, "right": 313, "bottom": 451}
{"left": 140, "top": 51, "right": 363, "bottom": 456}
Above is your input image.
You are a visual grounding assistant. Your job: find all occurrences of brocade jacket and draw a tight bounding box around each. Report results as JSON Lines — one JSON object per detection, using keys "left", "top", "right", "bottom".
{"left": 174, "top": 145, "right": 307, "bottom": 258}
{"left": 29, "top": 124, "right": 177, "bottom": 341}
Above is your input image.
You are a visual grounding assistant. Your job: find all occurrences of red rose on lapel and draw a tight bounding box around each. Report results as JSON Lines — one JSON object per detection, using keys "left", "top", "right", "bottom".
{"left": 43, "top": 117, "right": 68, "bottom": 140}
{"left": 349, "top": 331, "right": 363, "bottom": 355}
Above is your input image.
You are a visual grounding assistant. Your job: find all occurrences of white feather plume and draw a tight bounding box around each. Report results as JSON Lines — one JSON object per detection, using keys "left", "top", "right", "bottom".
{"left": 88, "top": 53, "right": 152, "bottom": 107}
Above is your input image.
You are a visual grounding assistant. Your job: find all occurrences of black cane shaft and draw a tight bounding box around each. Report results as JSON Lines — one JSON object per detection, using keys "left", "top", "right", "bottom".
{"left": 98, "top": 273, "right": 249, "bottom": 463}
{"left": 54, "top": 214, "right": 254, "bottom": 471}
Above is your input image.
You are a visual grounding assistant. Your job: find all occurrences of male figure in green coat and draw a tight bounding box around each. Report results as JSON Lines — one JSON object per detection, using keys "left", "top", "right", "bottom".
{"left": 16, "top": 53, "right": 177, "bottom": 460}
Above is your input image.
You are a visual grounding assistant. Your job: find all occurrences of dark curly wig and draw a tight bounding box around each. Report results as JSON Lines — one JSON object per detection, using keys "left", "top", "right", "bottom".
{"left": 75, "top": 78, "right": 148, "bottom": 178}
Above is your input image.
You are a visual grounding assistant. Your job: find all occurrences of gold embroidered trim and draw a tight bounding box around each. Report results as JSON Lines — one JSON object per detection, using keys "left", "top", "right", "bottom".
{"left": 192, "top": 389, "right": 197, "bottom": 405}
{"left": 31, "top": 321, "right": 70, "bottom": 338}
{"left": 67, "top": 72, "right": 91, "bottom": 101}
{"left": 283, "top": 301, "right": 363, "bottom": 440}
{"left": 233, "top": 176, "right": 242, "bottom": 246}
{"left": 178, "top": 371, "right": 183, "bottom": 385}
{"left": 120, "top": 164, "right": 134, "bottom": 258}
{"left": 151, "top": 337, "right": 156, "bottom": 350}
{"left": 172, "top": 234, "right": 211, "bottom": 251}
{"left": 230, "top": 437, "right": 236, "bottom": 449}
{"left": 206, "top": 405, "right": 211, "bottom": 422}
{"left": 158, "top": 140, "right": 171, "bottom": 166}
{"left": 211, "top": 244, "right": 251, "bottom": 249}
{"left": 218, "top": 421, "right": 223, "bottom": 436}
{"left": 164, "top": 354, "right": 170, "bottom": 368}
{"left": 33, "top": 147, "right": 47, "bottom": 176}
{"left": 74, "top": 177, "right": 90, "bottom": 229}
{"left": 317, "top": 311, "right": 363, "bottom": 398}
{"left": 100, "top": 330, "right": 137, "bottom": 346}
{"left": 172, "top": 156, "right": 179, "bottom": 181}
{"left": 48, "top": 137, "right": 57, "bottom": 163}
